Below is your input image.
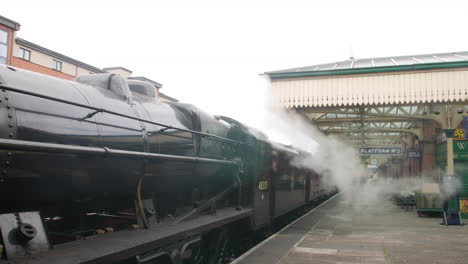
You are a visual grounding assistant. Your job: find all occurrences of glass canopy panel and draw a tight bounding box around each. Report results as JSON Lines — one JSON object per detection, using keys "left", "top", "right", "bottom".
{"left": 373, "top": 58, "right": 394, "bottom": 67}
{"left": 335, "top": 61, "right": 352, "bottom": 69}
{"left": 414, "top": 56, "right": 440, "bottom": 63}
{"left": 316, "top": 63, "right": 336, "bottom": 71}
{"left": 395, "top": 57, "right": 419, "bottom": 65}
{"left": 456, "top": 52, "right": 468, "bottom": 58}
{"left": 435, "top": 54, "right": 461, "bottom": 62}
{"left": 354, "top": 60, "right": 373, "bottom": 68}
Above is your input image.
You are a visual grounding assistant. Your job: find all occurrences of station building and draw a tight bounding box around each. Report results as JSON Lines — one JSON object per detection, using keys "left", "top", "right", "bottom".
{"left": 0, "top": 15, "right": 177, "bottom": 102}
{"left": 265, "top": 52, "right": 468, "bottom": 182}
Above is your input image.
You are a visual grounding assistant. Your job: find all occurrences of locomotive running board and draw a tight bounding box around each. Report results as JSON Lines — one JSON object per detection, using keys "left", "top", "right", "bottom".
{"left": 9, "top": 208, "right": 252, "bottom": 264}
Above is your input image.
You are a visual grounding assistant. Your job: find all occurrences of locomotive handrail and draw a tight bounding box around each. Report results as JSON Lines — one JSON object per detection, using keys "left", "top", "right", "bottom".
{"left": 0, "top": 138, "right": 238, "bottom": 166}
{"left": 0, "top": 84, "right": 243, "bottom": 145}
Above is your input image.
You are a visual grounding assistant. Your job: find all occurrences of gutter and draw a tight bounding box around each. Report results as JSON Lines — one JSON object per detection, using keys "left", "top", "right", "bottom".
{"left": 0, "top": 15, "right": 21, "bottom": 31}
{"left": 266, "top": 60, "right": 468, "bottom": 79}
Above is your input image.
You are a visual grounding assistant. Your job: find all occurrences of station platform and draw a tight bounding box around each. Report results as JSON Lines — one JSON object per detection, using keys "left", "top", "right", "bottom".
{"left": 232, "top": 193, "right": 468, "bottom": 264}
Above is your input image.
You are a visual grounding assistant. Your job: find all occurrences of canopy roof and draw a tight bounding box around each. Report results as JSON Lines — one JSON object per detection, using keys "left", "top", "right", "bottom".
{"left": 266, "top": 51, "right": 468, "bottom": 79}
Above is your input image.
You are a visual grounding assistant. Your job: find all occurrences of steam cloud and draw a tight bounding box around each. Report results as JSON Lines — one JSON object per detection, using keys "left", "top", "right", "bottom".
{"left": 253, "top": 106, "right": 456, "bottom": 212}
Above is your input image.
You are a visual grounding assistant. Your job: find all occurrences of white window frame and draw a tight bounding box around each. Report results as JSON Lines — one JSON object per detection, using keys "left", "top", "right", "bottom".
{"left": 19, "top": 47, "right": 31, "bottom": 61}
{"left": 0, "top": 28, "right": 9, "bottom": 65}
{"left": 52, "top": 59, "right": 62, "bottom": 72}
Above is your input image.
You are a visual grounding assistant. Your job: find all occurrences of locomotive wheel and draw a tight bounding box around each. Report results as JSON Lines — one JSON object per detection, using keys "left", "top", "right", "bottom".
{"left": 207, "top": 228, "right": 237, "bottom": 264}
{"left": 182, "top": 241, "right": 205, "bottom": 264}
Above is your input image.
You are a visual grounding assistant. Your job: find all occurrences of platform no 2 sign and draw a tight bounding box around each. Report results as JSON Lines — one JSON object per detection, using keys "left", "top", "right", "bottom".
{"left": 359, "top": 147, "right": 401, "bottom": 155}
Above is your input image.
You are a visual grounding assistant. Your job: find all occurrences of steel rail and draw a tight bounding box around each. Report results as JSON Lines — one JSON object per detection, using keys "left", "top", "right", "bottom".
{"left": 0, "top": 84, "right": 243, "bottom": 145}
{"left": 0, "top": 138, "right": 237, "bottom": 166}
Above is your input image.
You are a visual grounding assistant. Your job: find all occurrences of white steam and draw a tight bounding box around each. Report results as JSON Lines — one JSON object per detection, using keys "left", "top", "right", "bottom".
{"left": 253, "top": 107, "right": 451, "bottom": 212}
{"left": 440, "top": 175, "right": 461, "bottom": 200}
{"left": 257, "top": 107, "right": 367, "bottom": 204}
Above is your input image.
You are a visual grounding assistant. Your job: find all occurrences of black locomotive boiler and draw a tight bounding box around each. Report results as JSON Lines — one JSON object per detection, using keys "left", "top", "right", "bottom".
{"left": 0, "top": 65, "right": 336, "bottom": 264}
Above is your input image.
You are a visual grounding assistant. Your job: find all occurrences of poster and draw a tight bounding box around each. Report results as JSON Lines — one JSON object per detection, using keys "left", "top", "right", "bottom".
{"left": 460, "top": 199, "right": 468, "bottom": 214}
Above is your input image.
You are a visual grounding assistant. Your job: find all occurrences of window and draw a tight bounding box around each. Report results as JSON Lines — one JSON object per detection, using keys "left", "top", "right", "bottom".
{"left": 52, "top": 59, "right": 62, "bottom": 71}
{"left": 18, "top": 48, "right": 31, "bottom": 61}
{"left": 0, "top": 29, "right": 8, "bottom": 65}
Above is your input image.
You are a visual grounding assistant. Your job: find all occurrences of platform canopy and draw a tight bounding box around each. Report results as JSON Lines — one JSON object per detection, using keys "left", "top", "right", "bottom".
{"left": 264, "top": 51, "right": 468, "bottom": 147}
{"left": 266, "top": 51, "right": 468, "bottom": 108}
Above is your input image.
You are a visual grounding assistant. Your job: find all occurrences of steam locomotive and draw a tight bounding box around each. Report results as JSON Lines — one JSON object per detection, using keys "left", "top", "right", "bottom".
{"left": 0, "top": 65, "right": 335, "bottom": 263}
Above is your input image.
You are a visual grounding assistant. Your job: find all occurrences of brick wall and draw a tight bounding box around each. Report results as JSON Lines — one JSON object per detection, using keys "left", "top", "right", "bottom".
{"left": 11, "top": 56, "right": 74, "bottom": 80}
{"left": 421, "top": 120, "right": 440, "bottom": 178}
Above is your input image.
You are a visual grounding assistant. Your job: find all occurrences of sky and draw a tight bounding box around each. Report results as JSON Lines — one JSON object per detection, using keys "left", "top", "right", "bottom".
{"left": 3, "top": 0, "right": 468, "bottom": 127}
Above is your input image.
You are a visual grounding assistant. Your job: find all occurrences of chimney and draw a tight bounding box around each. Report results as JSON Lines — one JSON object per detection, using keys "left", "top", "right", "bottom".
{"left": 103, "top": 66, "right": 133, "bottom": 78}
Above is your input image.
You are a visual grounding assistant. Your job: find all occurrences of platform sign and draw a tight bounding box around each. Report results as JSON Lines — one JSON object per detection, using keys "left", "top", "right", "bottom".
{"left": 359, "top": 147, "right": 401, "bottom": 155}
{"left": 460, "top": 199, "right": 468, "bottom": 214}
{"left": 454, "top": 129, "right": 465, "bottom": 140}
{"left": 454, "top": 141, "right": 468, "bottom": 160}
{"left": 408, "top": 151, "right": 421, "bottom": 159}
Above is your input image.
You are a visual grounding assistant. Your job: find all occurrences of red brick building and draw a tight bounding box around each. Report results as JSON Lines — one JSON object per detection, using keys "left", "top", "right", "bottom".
{"left": 0, "top": 15, "right": 177, "bottom": 102}
{"left": 11, "top": 38, "right": 104, "bottom": 80}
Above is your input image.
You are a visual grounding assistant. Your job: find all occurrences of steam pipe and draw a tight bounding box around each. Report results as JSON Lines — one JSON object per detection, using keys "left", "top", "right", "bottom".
{"left": 136, "top": 176, "right": 149, "bottom": 228}
{"left": 0, "top": 138, "right": 237, "bottom": 166}
{"left": 0, "top": 84, "right": 243, "bottom": 145}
